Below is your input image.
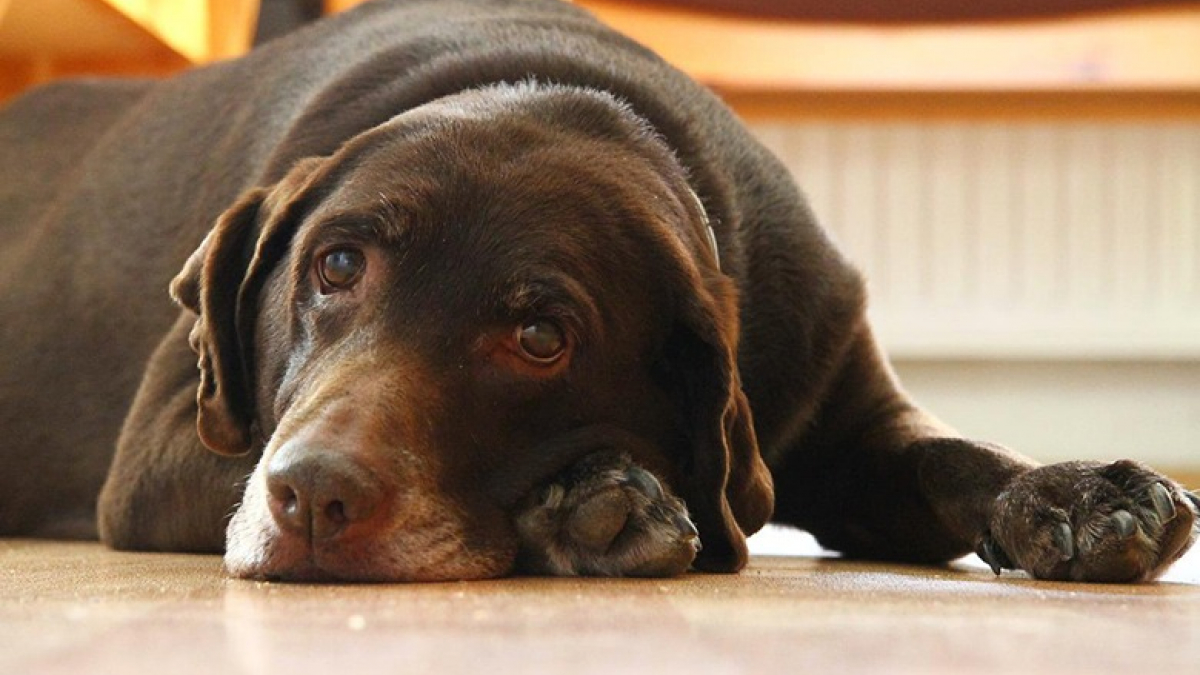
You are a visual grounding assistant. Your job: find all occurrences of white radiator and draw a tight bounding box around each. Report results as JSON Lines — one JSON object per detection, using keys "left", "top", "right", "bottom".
{"left": 752, "top": 121, "right": 1200, "bottom": 361}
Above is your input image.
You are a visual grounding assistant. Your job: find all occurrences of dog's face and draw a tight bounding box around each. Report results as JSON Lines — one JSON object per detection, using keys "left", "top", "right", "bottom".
{"left": 171, "top": 85, "right": 771, "bottom": 581}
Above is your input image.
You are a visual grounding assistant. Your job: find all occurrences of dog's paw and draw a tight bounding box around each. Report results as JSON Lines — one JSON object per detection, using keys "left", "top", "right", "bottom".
{"left": 514, "top": 452, "right": 700, "bottom": 577}
{"left": 980, "top": 460, "right": 1199, "bottom": 582}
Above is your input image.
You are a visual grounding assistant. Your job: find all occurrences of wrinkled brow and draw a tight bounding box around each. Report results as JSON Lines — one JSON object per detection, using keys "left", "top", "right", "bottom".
{"left": 501, "top": 272, "right": 603, "bottom": 343}
{"left": 309, "top": 193, "right": 410, "bottom": 243}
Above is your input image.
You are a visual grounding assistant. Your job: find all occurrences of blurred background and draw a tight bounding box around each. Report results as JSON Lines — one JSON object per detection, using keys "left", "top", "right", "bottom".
{"left": 1, "top": 0, "right": 1196, "bottom": 476}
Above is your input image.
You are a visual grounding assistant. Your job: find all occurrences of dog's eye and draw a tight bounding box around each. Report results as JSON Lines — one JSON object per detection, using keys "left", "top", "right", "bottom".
{"left": 515, "top": 319, "right": 566, "bottom": 363}
{"left": 317, "top": 248, "right": 365, "bottom": 292}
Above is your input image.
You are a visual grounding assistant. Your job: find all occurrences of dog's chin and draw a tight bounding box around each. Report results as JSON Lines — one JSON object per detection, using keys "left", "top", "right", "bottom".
{"left": 223, "top": 538, "right": 514, "bottom": 583}
{"left": 222, "top": 488, "right": 516, "bottom": 583}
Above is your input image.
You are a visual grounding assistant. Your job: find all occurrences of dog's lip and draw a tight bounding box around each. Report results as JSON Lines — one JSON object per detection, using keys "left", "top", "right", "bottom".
{"left": 251, "top": 558, "right": 326, "bottom": 583}
{"left": 232, "top": 544, "right": 373, "bottom": 583}
{"left": 228, "top": 526, "right": 514, "bottom": 583}
{"left": 230, "top": 532, "right": 376, "bottom": 583}
{"left": 238, "top": 552, "right": 509, "bottom": 584}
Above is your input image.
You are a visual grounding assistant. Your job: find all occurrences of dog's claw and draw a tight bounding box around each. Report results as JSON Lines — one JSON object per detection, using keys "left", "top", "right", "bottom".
{"left": 623, "top": 466, "right": 664, "bottom": 500}
{"left": 674, "top": 513, "right": 701, "bottom": 551}
{"left": 1051, "top": 522, "right": 1075, "bottom": 561}
{"left": 977, "top": 533, "right": 1014, "bottom": 576}
{"left": 1111, "top": 509, "right": 1137, "bottom": 538}
{"left": 1149, "top": 483, "right": 1176, "bottom": 523}
{"left": 675, "top": 513, "right": 698, "bottom": 538}
{"left": 540, "top": 483, "right": 564, "bottom": 510}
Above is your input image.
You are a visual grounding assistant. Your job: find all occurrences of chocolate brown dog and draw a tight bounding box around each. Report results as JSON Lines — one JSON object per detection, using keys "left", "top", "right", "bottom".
{"left": 1, "top": 0, "right": 1195, "bottom": 582}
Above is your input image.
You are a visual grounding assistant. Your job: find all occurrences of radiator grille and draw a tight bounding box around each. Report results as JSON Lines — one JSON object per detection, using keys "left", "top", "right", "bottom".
{"left": 751, "top": 121, "right": 1200, "bottom": 359}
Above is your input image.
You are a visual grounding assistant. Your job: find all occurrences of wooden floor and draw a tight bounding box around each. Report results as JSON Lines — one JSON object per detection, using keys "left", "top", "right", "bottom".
{"left": 2, "top": 538, "right": 1197, "bottom": 675}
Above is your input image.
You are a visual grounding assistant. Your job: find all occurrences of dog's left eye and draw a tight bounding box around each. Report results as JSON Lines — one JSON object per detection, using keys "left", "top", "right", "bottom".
{"left": 317, "top": 248, "right": 365, "bottom": 292}
{"left": 515, "top": 319, "right": 567, "bottom": 364}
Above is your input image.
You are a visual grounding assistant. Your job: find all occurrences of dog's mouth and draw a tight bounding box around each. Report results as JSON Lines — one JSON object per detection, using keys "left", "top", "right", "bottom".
{"left": 250, "top": 555, "right": 334, "bottom": 584}
{"left": 225, "top": 520, "right": 517, "bottom": 583}
{"left": 222, "top": 459, "right": 519, "bottom": 583}
{"left": 239, "top": 547, "right": 459, "bottom": 584}
{"left": 227, "top": 524, "right": 376, "bottom": 583}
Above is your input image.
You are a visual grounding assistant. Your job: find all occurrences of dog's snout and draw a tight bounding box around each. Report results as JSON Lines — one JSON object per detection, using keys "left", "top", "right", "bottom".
{"left": 266, "top": 448, "right": 386, "bottom": 541}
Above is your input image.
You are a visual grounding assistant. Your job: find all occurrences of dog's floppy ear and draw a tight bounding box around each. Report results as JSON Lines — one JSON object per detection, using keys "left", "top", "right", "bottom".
{"left": 170, "top": 158, "right": 326, "bottom": 455}
{"left": 662, "top": 257, "right": 774, "bottom": 573}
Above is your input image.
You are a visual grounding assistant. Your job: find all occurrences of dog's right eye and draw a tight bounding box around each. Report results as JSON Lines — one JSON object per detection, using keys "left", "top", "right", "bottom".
{"left": 316, "top": 248, "right": 366, "bottom": 292}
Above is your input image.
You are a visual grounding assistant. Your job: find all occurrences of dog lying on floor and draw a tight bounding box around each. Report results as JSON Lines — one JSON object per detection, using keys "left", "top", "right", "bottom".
{"left": 0, "top": 0, "right": 1195, "bottom": 583}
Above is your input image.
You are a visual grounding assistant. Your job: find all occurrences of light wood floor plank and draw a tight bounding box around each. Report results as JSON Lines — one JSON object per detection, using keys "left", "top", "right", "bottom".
{"left": 2, "top": 540, "right": 1196, "bottom": 674}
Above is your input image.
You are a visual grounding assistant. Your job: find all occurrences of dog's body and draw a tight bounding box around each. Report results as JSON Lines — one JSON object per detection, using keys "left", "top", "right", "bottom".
{"left": 1, "top": 0, "right": 1195, "bottom": 582}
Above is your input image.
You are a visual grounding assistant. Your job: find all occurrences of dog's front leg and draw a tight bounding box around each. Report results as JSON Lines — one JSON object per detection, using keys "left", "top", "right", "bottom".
{"left": 98, "top": 313, "right": 258, "bottom": 552}
{"left": 773, "top": 325, "right": 1198, "bottom": 582}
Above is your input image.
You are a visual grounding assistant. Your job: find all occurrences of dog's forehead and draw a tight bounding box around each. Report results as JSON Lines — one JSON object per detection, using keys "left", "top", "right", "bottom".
{"left": 308, "top": 118, "right": 671, "bottom": 252}
{"left": 322, "top": 82, "right": 673, "bottom": 202}
{"left": 375, "top": 82, "right": 645, "bottom": 140}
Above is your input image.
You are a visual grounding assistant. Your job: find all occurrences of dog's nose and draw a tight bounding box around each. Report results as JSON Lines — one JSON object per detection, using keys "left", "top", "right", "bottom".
{"left": 265, "top": 448, "right": 386, "bottom": 541}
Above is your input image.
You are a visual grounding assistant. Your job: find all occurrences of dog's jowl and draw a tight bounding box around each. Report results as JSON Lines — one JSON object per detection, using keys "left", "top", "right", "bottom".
{"left": 0, "top": 0, "right": 1195, "bottom": 582}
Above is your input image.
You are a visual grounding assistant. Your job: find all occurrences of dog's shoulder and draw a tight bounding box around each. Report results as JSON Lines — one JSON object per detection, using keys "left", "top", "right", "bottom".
{"left": 0, "top": 78, "right": 153, "bottom": 163}
{"left": 0, "top": 79, "right": 154, "bottom": 232}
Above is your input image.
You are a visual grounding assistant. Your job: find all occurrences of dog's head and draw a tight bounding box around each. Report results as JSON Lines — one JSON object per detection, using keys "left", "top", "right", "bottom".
{"left": 171, "top": 83, "right": 772, "bottom": 581}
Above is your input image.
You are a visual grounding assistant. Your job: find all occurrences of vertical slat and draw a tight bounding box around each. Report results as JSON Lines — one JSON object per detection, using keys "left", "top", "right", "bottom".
{"left": 1065, "top": 125, "right": 1099, "bottom": 309}
{"left": 1143, "top": 126, "right": 1164, "bottom": 310}
{"left": 879, "top": 123, "right": 926, "bottom": 311}
{"left": 1015, "top": 125, "right": 1061, "bottom": 309}
{"left": 1111, "top": 126, "right": 1152, "bottom": 309}
{"left": 927, "top": 123, "right": 969, "bottom": 309}
{"left": 975, "top": 122, "right": 1017, "bottom": 311}
{"left": 1153, "top": 124, "right": 1176, "bottom": 309}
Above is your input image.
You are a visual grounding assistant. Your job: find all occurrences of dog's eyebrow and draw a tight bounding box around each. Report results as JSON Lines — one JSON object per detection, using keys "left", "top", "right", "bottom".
{"left": 299, "top": 191, "right": 412, "bottom": 241}
{"left": 503, "top": 273, "right": 602, "bottom": 342}
{"left": 308, "top": 208, "right": 407, "bottom": 245}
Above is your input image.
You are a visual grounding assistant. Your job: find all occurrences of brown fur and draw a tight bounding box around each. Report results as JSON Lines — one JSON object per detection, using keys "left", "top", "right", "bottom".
{"left": 1, "top": 0, "right": 1194, "bottom": 582}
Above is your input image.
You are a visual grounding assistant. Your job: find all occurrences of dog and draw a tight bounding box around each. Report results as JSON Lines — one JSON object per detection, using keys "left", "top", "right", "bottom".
{"left": 1, "top": 0, "right": 1195, "bottom": 583}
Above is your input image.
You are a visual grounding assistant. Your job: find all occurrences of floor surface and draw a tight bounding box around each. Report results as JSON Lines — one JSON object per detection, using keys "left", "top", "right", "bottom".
{"left": 2, "top": 538, "right": 1197, "bottom": 675}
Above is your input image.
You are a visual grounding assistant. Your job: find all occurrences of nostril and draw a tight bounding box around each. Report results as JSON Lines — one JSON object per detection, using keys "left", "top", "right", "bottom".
{"left": 268, "top": 480, "right": 297, "bottom": 505}
{"left": 325, "top": 500, "right": 347, "bottom": 526}
{"left": 267, "top": 480, "right": 310, "bottom": 536}
{"left": 282, "top": 493, "right": 300, "bottom": 518}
